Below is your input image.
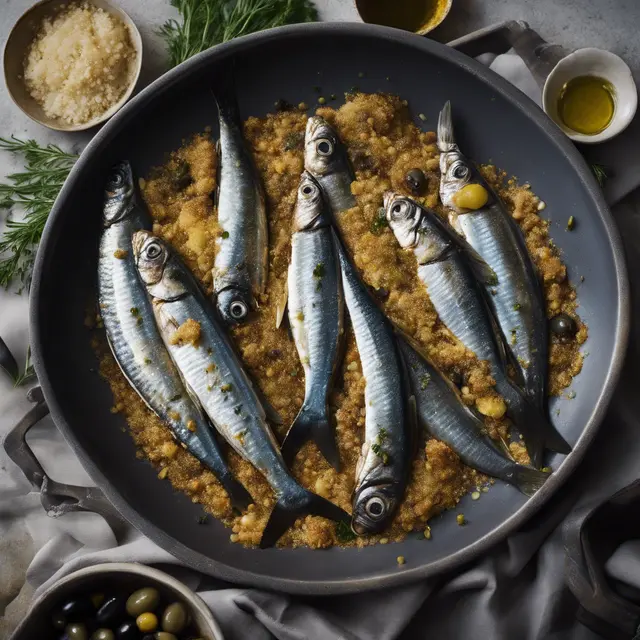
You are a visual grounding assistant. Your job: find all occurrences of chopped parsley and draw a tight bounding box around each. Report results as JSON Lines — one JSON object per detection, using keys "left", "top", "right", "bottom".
{"left": 136, "top": 317, "right": 143, "bottom": 326}
{"left": 420, "top": 375, "right": 430, "bottom": 390}
{"left": 130, "top": 307, "right": 140, "bottom": 316}
{"left": 513, "top": 303, "right": 521, "bottom": 311}
{"left": 283, "top": 131, "right": 304, "bottom": 151}
{"left": 336, "top": 520, "right": 356, "bottom": 543}
{"left": 370, "top": 208, "right": 389, "bottom": 235}
{"left": 313, "top": 262, "right": 325, "bottom": 290}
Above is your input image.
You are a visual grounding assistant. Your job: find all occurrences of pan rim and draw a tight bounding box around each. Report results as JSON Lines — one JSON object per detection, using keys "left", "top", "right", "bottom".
{"left": 29, "top": 21, "right": 630, "bottom": 595}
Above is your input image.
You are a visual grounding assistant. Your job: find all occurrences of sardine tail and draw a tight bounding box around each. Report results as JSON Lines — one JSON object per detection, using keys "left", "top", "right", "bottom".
{"left": 211, "top": 62, "right": 240, "bottom": 121}
{"left": 220, "top": 473, "right": 253, "bottom": 513}
{"left": 437, "top": 101, "right": 457, "bottom": 152}
{"left": 259, "top": 489, "right": 350, "bottom": 548}
{"left": 281, "top": 405, "right": 341, "bottom": 471}
{"left": 513, "top": 465, "right": 550, "bottom": 497}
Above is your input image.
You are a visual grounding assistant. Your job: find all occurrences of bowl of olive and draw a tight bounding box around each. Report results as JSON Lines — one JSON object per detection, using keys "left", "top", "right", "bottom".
{"left": 9, "top": 562, "right": 224, "bottom": 640}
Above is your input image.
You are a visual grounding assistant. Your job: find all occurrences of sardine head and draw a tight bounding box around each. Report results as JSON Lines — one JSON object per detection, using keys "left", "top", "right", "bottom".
{"left": 133, "top": 231, "right": 186, "bottom": 301}
{"left": 293, "top": 171, "right": 326, "bottom": 231}
{"left": 351, "top": 483, "right": 399, "bottom": 535}
{"left": 384, "top": 192, "right": 421, "bottom": 250}
{"left": 304, "top": 116, "right": 343, "bottom": 178}
{"left": 216, "top": 287, "right": 255, "bottom": 326}
{"left": 103, "top": 161, "right": 135, "bottom": 226}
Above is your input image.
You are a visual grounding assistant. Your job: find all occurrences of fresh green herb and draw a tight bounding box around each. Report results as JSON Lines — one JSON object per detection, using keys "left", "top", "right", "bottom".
{"left": 420, "top": 375, "right": 430, "bottom": 390}
{"left": 221, "top": 383, "right": 233, "bottom": 392}
{"left": 313, "top": 85, "right": 321, "bottom": 93}
{"left": 159, "top": 0, "right": 319, "bottom": 68}
{"left": 130, "top": 307, "right": 140, "bottom": 316}
{"left": 378, "top": 427, "right": 388, "bottom": 440}
{"left": 590, "top": 163, "right": 608, "bottom": 188}
{"left": 234, "top": 405, "right": 243, "bottom": 415}
{"left": 370, "top": 208, "right": 388, "bottom": 235}
{"left": 283, "top": 131, "right": 304, "bottom": 151}
{"left": 0, "top": 137, "right": 77, "bottom": 290}
{"left": 290, "top": 369, "right": 298, "bottom": 377}
{"left": 313, "top": 262, "right": 325, "bottom": 279}
{"left": 335, "top": 520, "right": 356, "bottom": 543}
{"left": 136, "top": 317, "right": 143, "bottom": 326}
{"left": 144, "top": 358, "right": 152, "bottom": 365}
{"left": 221, "top": 231, "right": 230, "bottom": 239}
{"left": 567, "top": 390, "right": 576, "bottom": 399}
{"left": 10, "top": 345, "right": 36, "bottom": 387}
{"left": 513, "top": 302, "right": 521, "bottom": 311}
{"left": 197, "top": 515, "right": 208, "bottom": 524}
{"left": 566, "top": 215, "right": 576, "bottom": 231}
{"left": 330, "top": 94, "right": 337, "bottom": 101}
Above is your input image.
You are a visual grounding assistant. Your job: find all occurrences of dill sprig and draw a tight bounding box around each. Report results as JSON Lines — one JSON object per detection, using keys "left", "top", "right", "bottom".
{"left": 159, "top": 0, "right": 318, "bottom": 68}
{"left": 590, "top": 163, "right": 608, "bottom": 188}
{"left": 0, "top": 136, "right": 77, "bottom": 291}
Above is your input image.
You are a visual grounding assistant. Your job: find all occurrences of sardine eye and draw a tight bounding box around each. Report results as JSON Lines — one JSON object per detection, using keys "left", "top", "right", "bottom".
{"left": 145, "top": 242, "right": 163, "bottom": 260}
{"left": 301, "top": 183, "right": 317, "bottom": 198}
{"left": 390, "top": 201, "right": 409, "bottom": 220}
{"left": 365, "top": 496, "right": 386, "bottom": 519}
{"left": 229, "top": 300, "right": 248, "bottom": 320}
{"left": 109, "top": 171, "right": 124, "bottom": 188}
{"left": 452, "top": 162, "right": 469, "bottom": 180}
{"left": 316, "top": 138, "right": 334, "bottom": 156}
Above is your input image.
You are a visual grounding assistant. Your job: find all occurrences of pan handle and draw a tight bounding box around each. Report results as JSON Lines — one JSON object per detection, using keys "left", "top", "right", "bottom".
{"left": 4, "top": 385, "right": 127, "bottom": 537}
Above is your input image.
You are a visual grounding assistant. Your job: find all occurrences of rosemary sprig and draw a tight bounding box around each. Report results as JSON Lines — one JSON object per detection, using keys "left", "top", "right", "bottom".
{"left": 590, "top": 163, "right": 608, "bottom": 188}
{"left": 12, "top": 345, "right": 36, "bottom": 387}
{"left": 0, "top": 136, "right": 77, "bottom": 291}
{"left": 159, "top": 0, "right": 318, "bottom": 68}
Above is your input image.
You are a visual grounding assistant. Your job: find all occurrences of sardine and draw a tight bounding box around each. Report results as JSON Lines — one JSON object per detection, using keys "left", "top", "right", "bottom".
{"left": 384, "top": 192, "right": 561, "bottom": 468}
{"left": 304, "top": 116, "right": 356, "bottom": 216}
{"left": 133, "top": 231, "right": 350, "bottom": 547}
{"left": 398, "top": 335, "right": 549, "bottom": 496}
{"left": 212, "top": 69, "right": 268, "bottom": 327}
{"left": 281, "top": 172, "right": 344, "bottom": 470}
{"left": 437, "top": 102, "right": 570, "bottom": 466}
{"left": 98, "top": 162, "right": 251, "bottom": 511}
{"left": 336, "top": 238, "right": 416, "bottom": 535}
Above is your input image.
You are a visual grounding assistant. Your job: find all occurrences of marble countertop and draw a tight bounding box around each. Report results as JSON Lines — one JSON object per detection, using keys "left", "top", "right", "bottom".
{"left": 2, "top": 0, "right": 640, "bottom": 633}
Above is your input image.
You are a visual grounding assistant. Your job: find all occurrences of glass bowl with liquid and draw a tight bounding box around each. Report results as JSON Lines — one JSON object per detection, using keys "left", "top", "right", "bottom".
{"left": 354, "top": 0, "right": 453, "bottom": 36}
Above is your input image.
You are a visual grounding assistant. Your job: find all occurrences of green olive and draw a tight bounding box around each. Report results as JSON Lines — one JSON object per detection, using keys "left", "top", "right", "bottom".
{"left": 65, "top": 623, "right": 88, "bottom": 640}
{"left": 126, "top": 587, "right": 160, "bottom": 617}
{"left": 161, "top": 602, "right": 188, "bottom": 634}
{"left": 91, "top": 630, "right": 115, "bottom": 640}
{"left": 154, "top": 633, "right": 178, "bottom": 640}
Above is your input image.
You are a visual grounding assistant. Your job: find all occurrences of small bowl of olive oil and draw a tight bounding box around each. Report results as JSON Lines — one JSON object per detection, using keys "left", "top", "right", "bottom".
{"left": 354, "top": 0, "right": 453, "bottom": 36}
{"left": 542, "top": 48, "right": 637, "bottom": 144}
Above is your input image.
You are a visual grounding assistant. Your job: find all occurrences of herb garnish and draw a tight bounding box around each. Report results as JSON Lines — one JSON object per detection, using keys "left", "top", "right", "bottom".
{"left": 370, "top": 208, "right": 389, "bottom": 235}
{"left": 335, "top": 520, "right": 356, "bottom": 543}
{"left": 590, "top": 163, "right": 608, "bottom": 188}
{"left": 0, "top": 137, "right": 77, "bottom": 290}
{"left": 159, "top": 0, "right": 318, "bottom": 68}
{"left": 313, "top": 262, "right": 325, "bottom": 290}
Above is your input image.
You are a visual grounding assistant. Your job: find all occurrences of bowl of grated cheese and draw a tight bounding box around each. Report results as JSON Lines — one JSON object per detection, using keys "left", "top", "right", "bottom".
{"left": 4, "top": 0, "right": 142, "bottom": 131}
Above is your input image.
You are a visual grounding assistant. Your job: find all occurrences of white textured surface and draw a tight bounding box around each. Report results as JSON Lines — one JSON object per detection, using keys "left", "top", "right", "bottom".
{"left": 1, "top": 0, "right": 639, "bottom": 635}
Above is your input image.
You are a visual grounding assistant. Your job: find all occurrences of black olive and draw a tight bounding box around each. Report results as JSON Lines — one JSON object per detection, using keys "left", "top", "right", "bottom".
{"left": 116, "top": 620, "right": 140, "bottom": 640}
{"left": 97, "top": 596, "right": 127, "bottom": 627}
{"left": 550, "top": 313, "right": 577, "bottom": 341}
{"left": 53, "top": 612, "right": 67, "bottom": 630}
{"left": 61, "top": 598, "right": 94, "bottom": 622}
{"left": 449, "top": 370, "right": 464, "bottom": 388}
{"left": 405, "top": 168, "right": 427, "bottom": 195}
{"left": 268, "top": 349, "right": 281, "bottom": 359}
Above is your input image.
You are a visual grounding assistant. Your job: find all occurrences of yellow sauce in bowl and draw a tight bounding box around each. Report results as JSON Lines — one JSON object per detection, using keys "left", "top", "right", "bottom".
{"left": 557, "top": 75, "right": 615, "bottom": 135}
{"left": 355, "top": 0, "right": 450, "bottom": 34}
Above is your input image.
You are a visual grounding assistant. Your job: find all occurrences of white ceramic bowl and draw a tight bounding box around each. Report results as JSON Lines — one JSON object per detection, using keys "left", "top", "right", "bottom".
{"left": 542, "top": 47, "right": 637, "bottom": 144}
{"left": 9, "top": 562, "right": 225, "bottom": 640}
{"left": 4, "top": 0, "right": 143, "bottom": 132}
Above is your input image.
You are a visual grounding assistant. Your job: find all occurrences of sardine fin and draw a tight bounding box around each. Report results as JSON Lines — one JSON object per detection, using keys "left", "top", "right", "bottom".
{"left": 220, "top": 472, "right": 253, "bottom": 513}
{"left": 437, "top": 101, "right": 458, "bottom": 153}
{"left": 259, "top": 489, "right": 350, "bottom": 548}
{"left": 456, "top": 240, "right": 498, "bottom": 286}
{"left": 252, "top": 382, "right": 284, "bottom": 425}
{"left": 281, "top": 404, "right": 341, "bottom": 471}
{"left": 275, "top": 276, "right": 289, "bottom": 330}
{"left": 513, "top": 465, "right": 550, "bottom": 497}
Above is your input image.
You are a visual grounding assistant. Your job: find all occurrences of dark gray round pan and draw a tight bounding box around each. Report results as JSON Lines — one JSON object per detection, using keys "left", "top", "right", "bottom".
{"left": 30, "top": 23, "right": 629, "bottom": 595}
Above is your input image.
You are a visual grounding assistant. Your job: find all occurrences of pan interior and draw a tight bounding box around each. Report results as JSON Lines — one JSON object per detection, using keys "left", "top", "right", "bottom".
{"left": 31, "top": 26, "right": 624, "bottom": 593}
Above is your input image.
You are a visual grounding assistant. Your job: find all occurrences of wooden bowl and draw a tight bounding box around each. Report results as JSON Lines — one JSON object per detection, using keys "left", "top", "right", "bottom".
{"left": 3, "top": 0, "right": 143, "bottom": 132}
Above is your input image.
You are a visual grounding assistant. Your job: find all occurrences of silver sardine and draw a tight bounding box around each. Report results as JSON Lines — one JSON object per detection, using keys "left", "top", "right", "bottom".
{"left": 398, "top": 336, "right": 549, "bottom": 496}
{"left": 304, "top": 116, "right": 356, "bottom": 216}
{"left": 281, "top": 171, "right": 344, "bottom": 470}
{"left": 336, "top": 239, "right": 416, "bottom": 535}
{"left": 134, "top": 231, "right": 350, "bottom": 547}
{"left": 212, "top": 71, "right": 268, "bottom": 327}
{"left": 98, "top": 162, "right": 250, "bottom": 511}
{"left": 437, "top": 102, "right": 571, "bottom": 466}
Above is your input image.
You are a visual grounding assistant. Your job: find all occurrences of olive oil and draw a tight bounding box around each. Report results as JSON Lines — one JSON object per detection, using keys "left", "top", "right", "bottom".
{"left": 356, "top": 0, "right": 441, "bottom": 32}
{"left": 557, "top": 75, "right": 615, "bottom": 135}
